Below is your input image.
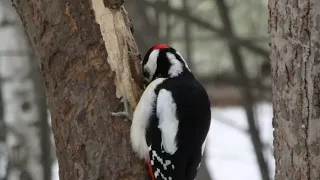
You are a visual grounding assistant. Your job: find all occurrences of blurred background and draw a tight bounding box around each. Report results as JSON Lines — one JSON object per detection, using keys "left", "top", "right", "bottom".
{"left": 0, "top": 0, "right": 273, "bottom": 179}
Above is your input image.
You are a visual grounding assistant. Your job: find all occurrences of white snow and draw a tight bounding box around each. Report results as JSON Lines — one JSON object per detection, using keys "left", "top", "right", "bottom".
{"left": 206, "top": 102, "right": 275, "bottom": 180}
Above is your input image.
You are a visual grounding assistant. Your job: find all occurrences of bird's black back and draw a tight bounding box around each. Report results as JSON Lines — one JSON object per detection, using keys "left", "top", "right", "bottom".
{"left": 146, "top": 72, "right": 211, "bottom": 180}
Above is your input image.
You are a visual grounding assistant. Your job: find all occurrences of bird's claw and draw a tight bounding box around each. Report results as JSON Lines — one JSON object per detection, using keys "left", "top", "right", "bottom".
{"left": 109, "top": 97, "right": 133, "bottom": 121}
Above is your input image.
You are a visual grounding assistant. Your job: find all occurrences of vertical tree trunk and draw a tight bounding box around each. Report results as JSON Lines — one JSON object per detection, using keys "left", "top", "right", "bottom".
{"left": 11, "top": 0, "right": 146, "bottom": 179}
{"left": 0, "top": 3, "right": 8, "bottom": 178}
{"left": 269, "top": 0, "right": 320, "bottom": 179}
{"left": 0, "top": 84, "right": 6, "bottom": 180}
{"left": 0, "top": 60, "right": 6, "bottom": 180}
{"left": 0, "top": 0, "right": 53, "bottom": 179}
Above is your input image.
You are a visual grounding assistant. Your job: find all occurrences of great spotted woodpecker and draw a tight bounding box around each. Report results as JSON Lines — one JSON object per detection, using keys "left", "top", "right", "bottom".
{"left": 111, "top": 44, "right": 211, "bottom": 180}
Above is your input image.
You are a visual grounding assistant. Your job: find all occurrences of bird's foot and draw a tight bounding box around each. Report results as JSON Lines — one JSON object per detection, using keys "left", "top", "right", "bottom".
{"left": 109, "top": 97, "right": 133, "bottom": 122}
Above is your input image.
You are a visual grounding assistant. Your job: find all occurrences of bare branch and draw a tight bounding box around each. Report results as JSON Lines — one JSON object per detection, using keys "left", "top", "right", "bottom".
{"left": 169, "top": 36, "right": 269, "bottom": 42}
{"left": 0, "top": 51, "right": 31, "bottom": 56}
{"left": 142, "top": 0, "right": 269, "bottom": 59}
{"left": 197, "top": 74, "right": 270, "bottom": 92}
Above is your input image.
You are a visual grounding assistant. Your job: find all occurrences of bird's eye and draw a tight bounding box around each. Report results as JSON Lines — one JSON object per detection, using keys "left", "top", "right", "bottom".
{"left": 143, "top": 77, "right": 150, "bottom": 87}
{"left": 143, "top": 69, "right": 150, "bottom": 79}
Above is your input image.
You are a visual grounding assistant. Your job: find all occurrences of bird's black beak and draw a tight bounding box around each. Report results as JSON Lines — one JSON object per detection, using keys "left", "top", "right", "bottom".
{"left": 142, "top": 77, "right": 150, "bottom": 88}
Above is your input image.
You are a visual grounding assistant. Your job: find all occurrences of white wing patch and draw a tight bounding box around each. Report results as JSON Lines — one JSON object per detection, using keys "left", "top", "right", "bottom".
{"left": 130, "top": 78, "right": 166, "bottom": 159}
{"left": 156, "top": 89, "right": 179, "bottom": 154}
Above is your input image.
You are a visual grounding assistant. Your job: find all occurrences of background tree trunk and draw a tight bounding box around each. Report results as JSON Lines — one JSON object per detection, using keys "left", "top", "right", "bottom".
{"left": 0, "top": 56, "right": 6, "bottom": 180}
{"left": 0, "top": 3, "right": 8, "bottom": 177}
{"left": 0, "top": 0, "right": 53, "bottom": 179}
{"left": 269, "top": 0, "right": 320, "bottom": 179}
{"left": 11, "top": 0, "right": 147, "bottom": 179}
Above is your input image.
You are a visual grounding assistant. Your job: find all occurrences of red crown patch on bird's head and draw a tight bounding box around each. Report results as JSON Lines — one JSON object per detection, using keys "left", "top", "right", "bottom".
{"left": 153, "top": 44, "right": 169, "bottom": 50}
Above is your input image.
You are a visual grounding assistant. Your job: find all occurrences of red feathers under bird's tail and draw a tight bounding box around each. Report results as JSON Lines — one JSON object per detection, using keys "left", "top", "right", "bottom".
{"left": 146, "top": 158, "right": 155, "bottom": 180}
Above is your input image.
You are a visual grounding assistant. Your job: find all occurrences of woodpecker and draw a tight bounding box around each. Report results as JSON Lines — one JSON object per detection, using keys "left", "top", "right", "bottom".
{"left": 111, "top": 44, "right": 211, "bottom": 180}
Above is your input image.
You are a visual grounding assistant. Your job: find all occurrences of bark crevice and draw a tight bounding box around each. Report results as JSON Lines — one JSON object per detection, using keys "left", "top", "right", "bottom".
{"left": 269, "top": 0, "right": 320, "bottom": 179}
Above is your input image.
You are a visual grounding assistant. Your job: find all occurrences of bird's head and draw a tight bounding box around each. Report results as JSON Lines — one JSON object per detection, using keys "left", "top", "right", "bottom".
{"left": 141, "top": 44, "right": 191, "bottom": 85}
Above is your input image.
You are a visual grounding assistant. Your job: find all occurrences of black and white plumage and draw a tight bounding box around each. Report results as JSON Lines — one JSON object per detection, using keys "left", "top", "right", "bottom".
{"left": 130, "top": 44, "right": 211, "bottom": 180}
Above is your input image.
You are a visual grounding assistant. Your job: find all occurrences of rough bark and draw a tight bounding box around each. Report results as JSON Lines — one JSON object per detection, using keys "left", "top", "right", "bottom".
{"left": 11, "top": 0, "right": 146, "bottom": 179}
{"left": 269, "top": 0, "right": 320, "bottom": 179}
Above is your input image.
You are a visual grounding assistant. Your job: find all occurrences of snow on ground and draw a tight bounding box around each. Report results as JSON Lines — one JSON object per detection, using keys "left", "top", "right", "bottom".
{"left": 206, "top": 102, "right": 274, "bottom": 180}
{"left": 52, "top": 102, "right": 274, "bottom": 180}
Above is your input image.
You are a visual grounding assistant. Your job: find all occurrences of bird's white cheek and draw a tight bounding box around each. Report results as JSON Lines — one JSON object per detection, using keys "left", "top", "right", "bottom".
{"left": 145, "top": 50, "right": 159, "bottom": 80}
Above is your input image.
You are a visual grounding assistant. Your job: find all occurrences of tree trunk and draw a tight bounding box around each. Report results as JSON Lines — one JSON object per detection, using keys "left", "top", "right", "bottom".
{"left": 11, "top": 0, "right": 146, "bottom": 179}
{"left": 269, "top": 0, "right": 320, "bottom": 179}
{"left": 0, "top": 0, "right": 53, "bottom": 179}
{"left": 0, "top": 3, "right": 8, "bottom": 177}
{"left": 0, "top": 55, "right": 6, "bottom": 180}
